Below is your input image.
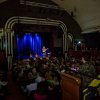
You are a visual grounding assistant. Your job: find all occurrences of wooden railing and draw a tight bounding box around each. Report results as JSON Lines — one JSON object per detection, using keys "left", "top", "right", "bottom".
{"left": 61, "top": 73, "right": 81, "bottom": 100}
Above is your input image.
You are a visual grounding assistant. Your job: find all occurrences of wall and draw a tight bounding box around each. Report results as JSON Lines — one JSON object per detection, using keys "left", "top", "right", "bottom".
{"left": 0, "top": 0, "right": 82, "bottom": 39}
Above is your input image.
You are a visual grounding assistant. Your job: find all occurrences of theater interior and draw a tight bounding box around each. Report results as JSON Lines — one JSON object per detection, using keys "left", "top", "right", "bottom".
{"left": 0, "top": 0, "right": 100, "bottom": 100}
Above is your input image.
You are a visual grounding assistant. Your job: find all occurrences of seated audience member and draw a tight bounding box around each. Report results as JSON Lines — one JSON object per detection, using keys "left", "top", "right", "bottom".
{"left": 83, "top": 75, "right": 100, "bottom": 100}
{"left": 0, "top": 80, "right": 8, "bottom": 88}
{"left": 26, "top": 79, "right": 37, "bottom": 96}
{"left": 0, "top": 76, "right": 8, "bottom": 97}
{"left": 35, "top": 73, "right": 45, "bottom": 83}
{"left": 17, "top": 68, "right": 24, "bottom": 80}
{"left": 45, "top": 71, "right": 53, "bottom": 80}
{"left": 32, "top": 68, "right": 38, "bottom": 78}
{"left": 78, "top": 51, "right": 96, "bottom": 89}
{"left": 28, "top": 72, "right": 34, "bottom": 80}
{"left": 26, "top": 59, "right": 31, "bottom": 69}
{"left": 33, "top": 81, "right": 48, "bottom": 100}
{"left": 47, "top": 83, "right": 55, "bottom": 100}
{"left": 47, "top": 79, "right": 61, "bottom": 100}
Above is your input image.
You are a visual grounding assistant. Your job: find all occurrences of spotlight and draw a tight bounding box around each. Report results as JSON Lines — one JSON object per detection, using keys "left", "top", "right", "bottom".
{"left": 78, "top": 41, "right": 81, "bottom": 44}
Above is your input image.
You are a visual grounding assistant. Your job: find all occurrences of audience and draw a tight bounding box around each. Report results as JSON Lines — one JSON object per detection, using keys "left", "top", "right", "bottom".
{"left": 10, "top": 49, "right": 100, "bottom": 100}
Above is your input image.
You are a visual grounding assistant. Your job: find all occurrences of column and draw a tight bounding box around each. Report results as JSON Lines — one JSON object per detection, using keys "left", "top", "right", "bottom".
{"left": 5, "top": 28, "right": 12, "bottom": 70}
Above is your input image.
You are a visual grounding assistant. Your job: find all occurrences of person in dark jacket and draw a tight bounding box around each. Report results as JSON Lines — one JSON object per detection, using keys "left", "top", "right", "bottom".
{"left": 78, "top": 51, "right": 96, "bottom": 89}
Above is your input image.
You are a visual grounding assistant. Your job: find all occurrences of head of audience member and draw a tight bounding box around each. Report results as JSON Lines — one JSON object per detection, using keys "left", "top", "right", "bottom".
{"left": 81, "top": 51, "right": 91, "bottom": 63}
{"left": 28, "top": 72, "right": 34, "bottom": 80}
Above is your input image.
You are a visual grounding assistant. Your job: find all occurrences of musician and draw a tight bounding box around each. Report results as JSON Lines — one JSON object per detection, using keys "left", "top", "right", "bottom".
{"left": 30, "top": 52, "right": 33, "bottom": 58}
{"left": 42, "top": 46, "right": 47, "bottom": 58}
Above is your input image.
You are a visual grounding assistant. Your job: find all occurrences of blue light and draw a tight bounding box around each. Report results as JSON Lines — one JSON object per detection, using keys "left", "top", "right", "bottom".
{"left": 16, "top": 33, "right": 43, "bottom": 59}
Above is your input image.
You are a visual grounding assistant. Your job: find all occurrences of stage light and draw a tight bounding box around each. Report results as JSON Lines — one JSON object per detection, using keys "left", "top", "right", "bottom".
{"left": 16, "top": 32, "right": 44, "bottom": 59}
{"left": 78, "top": 41, "right": 81, "bottom": 44}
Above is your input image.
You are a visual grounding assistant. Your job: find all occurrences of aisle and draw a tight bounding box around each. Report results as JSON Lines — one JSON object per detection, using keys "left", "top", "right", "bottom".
{"left": 5, "top": 71, "right": 27, "bottom": 100}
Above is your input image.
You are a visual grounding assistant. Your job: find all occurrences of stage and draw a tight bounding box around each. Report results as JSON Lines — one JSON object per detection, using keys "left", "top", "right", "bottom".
{"left": 13, "top": 32, "right": 52, "bottom": 60}
{"left": 17, "top": 54, "right": 42, "bottom": 60}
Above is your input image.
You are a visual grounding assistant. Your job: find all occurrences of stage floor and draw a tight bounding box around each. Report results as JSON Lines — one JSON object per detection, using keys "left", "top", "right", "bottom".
{"left": 17, "top": 54, "right": 43, "bottom": 60}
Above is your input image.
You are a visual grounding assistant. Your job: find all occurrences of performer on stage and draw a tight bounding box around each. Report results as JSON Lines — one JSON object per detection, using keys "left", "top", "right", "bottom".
{"left": 42, "top": 46, "right": 48, "bottom": 58}
{"left": 29, "top": 52, "right": 33, "bottom": 58}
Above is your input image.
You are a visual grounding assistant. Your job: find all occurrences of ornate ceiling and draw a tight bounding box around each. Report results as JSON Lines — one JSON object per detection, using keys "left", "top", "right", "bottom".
{"left": 1, "top": 0, "right": 100, "bottom": 33}
{"left": 51, "top": 0, "right": 100, "bottom": 33}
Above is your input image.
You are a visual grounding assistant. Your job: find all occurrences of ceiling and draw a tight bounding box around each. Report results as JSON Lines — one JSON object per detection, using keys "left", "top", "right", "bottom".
{"left": 0, "top": 0, "right": 100, "bottom": 34}
{"left": 51, "top": 0, "right": 100, "bottom": 33}
{"left": 0, "top": 0, "right": 7, "bottom": 3}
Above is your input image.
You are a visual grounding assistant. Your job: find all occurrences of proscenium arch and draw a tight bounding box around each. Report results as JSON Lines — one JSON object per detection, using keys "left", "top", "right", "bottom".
{"left": 5, "top": 16, "right": 68, "bottom": 59}
{"left": 68, "top": 33, "right": 74, "bottom": 48}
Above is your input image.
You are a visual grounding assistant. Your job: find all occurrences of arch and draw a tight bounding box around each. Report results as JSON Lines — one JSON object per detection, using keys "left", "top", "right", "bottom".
{"left": 5, "top": 16, "right": 67, "bottom": 56}
{"left": 4, "top": 16, "right": 68, "bottom": 69}
{"left": 68, "top": 33, "right": 74, "bottom": 48}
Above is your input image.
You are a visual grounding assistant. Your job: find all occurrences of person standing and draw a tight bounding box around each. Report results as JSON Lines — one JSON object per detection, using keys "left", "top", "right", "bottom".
{"left": 78, "top": 51, "right": 96, "bottom": 89}
{"left": 42, "top": 46, "right": 47, "bottom": 58}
